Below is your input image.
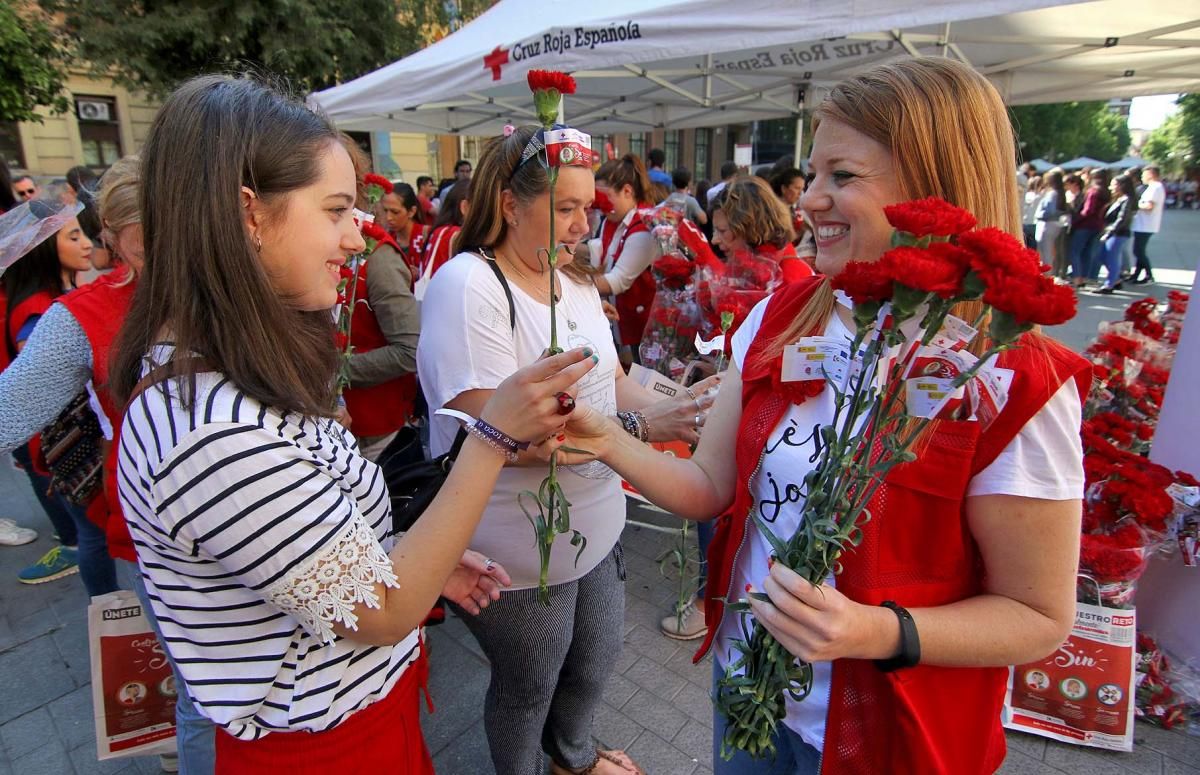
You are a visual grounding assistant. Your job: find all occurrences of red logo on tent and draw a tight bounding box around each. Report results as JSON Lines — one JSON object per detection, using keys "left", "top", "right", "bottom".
{"left": 484, "top": 46, "right": 509, "bottom": 81}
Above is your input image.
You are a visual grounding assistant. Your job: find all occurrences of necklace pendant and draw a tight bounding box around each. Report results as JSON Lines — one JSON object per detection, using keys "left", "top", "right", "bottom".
{"left": 567, "top": 319, "right": 577, "bottom": 331}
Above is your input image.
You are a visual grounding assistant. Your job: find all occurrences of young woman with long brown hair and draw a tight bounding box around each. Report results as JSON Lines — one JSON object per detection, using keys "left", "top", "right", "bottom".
{"left": 563, "top": 58, "right": 1090, "bottom": 774}
{"left": 109, "top": 75, "right": 596, "bottom": 774}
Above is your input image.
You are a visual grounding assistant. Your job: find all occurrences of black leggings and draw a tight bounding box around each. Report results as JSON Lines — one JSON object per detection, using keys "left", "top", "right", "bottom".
{"left": 1132, "top": 231, "right": 1154, "bottom": 281}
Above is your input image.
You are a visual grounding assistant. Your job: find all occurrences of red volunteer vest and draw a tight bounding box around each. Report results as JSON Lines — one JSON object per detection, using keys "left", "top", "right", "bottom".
{"left": 396, "top": 222, "right": 426, "bottom": 281}
{"left": 58, "top": 270, "right": 138, "bottom": 560}
{"left": 342, "top": 249, "right": 418, "bottom": 438}
{"left": 601, "top": 211, "right": 654, "bottom": 346}
{"left": 419, "top": 225, "right": 460, "bottom": 285}
{"left": 5, "top": 289, "right": 58, "bottom": 475}
{"left": 698, "top": 277, "right": 1092, "bottom": 774}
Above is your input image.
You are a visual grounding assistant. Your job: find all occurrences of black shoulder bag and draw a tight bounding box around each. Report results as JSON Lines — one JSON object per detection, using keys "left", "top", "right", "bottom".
{"left": 379, "top": 256, "right": 516, "bottom": 535}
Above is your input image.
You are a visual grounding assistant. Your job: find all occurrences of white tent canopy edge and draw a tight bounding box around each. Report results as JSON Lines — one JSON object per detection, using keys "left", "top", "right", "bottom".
{"left": 311, "top": 0, "right": 1200, "bottom": 136}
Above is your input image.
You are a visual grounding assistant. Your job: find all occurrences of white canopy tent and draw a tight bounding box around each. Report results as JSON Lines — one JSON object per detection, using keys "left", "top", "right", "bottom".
{"left": 312, "top": 0, "right": 1200, "bottom": 137}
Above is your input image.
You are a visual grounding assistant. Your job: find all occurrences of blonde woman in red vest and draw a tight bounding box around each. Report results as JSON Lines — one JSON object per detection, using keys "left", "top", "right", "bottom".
{"left": 562, "top": 59, "right": 1089, "bottom": 774}
{"left": 590, "top": 155, "right": 657, "bottom": 358}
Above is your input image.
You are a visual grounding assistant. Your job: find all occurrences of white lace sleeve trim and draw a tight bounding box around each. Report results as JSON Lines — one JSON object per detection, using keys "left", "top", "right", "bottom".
{"left": 266, "top": 516, "right": 399, "bottom": 644}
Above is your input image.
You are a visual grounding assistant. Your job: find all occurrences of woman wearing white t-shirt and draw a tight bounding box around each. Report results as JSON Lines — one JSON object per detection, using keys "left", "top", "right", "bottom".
{"left": 561, "top": 60, "right": 1091, "bottom": 774}
{"left": 110, "top": 76, "right": 598, "bottom": 775}
{"left": 417, "top": 125, "right": 715, "bottom": 775}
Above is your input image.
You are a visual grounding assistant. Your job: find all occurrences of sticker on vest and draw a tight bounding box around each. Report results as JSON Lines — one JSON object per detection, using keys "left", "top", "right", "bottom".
{"left": 782, "top": 336, "right": 851, "bottom": 388}
{"left": 929, "top": 315, "right": 979, "bottom": 352}
{"left": 905, "top": 377, "right": 965, "bottom": 419}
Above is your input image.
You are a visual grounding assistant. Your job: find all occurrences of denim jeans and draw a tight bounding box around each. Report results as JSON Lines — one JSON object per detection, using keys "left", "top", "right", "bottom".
{"left": 63, "top": 497, "right": 117, "bottom": 597}
{"left": 117, "top": 560, "right": 217, "bottom": 775}
{"left": 11, "top": 446, "right": 77, "bottom": 546}
{"left": 12, "top": 445, "right": 116, "bottom": 597}
{"left": 711, "top": 661, "right": 822, "bottom": 775}
{"left": 1100, "top": 235, "right": 1130, "bottom": 289}
{"left": 1068, "top": 228, "right": 1100, "bottom": 280}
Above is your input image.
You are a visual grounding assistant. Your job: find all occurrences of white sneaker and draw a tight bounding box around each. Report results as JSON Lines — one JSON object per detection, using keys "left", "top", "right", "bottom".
{"left": 0, "top": 519, "right": 37, "bottom": 546}
{"left": 660, "top": 595, "right": 708, "bottom": 641}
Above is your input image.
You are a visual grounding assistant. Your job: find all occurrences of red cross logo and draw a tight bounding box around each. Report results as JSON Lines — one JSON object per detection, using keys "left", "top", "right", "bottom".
{"left": 483, "top": 46, "right": 510, "bottom": 81}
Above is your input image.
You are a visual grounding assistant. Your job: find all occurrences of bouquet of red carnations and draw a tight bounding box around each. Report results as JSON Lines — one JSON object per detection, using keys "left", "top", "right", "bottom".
{"left": 716, "top": 198, "right": 1079, "bottom": 759}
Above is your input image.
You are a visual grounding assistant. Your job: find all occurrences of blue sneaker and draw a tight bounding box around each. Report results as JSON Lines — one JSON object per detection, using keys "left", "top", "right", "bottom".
{"left": 17, "top": 545, "right": 80, "bottom": 585}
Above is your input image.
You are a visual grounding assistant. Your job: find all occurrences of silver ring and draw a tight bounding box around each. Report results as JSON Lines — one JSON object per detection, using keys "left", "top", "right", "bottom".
{"left": 484, "top": 558, "right": 496, "bottom": 572}
{"left": 695, "top": 413, "right": 702, "bottom": 427}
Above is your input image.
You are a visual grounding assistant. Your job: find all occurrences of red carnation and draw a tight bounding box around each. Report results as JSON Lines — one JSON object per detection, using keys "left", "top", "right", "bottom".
{"left": 527, "top": 70, "right": 576, "bottom": 95}
{"left": 1176, "top": 470, "right": 1200, "bottom": 488}
{"left": 832, "top": 260, "right": 893, "bottom": 306}
{"left": 361, "top": 220, "right": 391, "bottom": 245}
{"left": 652, "top": 254, "right": 695, "bottom": 290}
{"left": 957, "top": 228, "right": 1043, "bottom": 284}
{"left": 984, "top": 272, "right": 1077, "bottom": 335}
{"left": 879, "top": 243, "right": 971, "bottom": 299}
{"left": 363, "top": 173, "right": 393, "bottom": 195}
{"left": 771, "top": 362, "right": 825, "bottom": 406}
{"left": 884, "top": 197, "right": 977, "bottom": 238}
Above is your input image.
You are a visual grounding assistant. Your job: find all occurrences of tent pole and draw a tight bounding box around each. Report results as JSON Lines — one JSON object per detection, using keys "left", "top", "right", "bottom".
{"left": 793, "top": 88, "right": 806, "bottom": 169}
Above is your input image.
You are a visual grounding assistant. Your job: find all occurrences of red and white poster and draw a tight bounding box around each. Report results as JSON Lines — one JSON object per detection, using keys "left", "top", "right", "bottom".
{"left": 1003, "top": 601, "right": 1137, "bottom": 752}
{"left": 88, "top": 591, "right": 177, "bottom": 759}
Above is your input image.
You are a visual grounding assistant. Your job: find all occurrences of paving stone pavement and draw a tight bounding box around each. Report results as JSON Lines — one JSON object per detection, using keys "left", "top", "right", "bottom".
{"left": 1, "top": 211, "right": 1198, "bottom": 774}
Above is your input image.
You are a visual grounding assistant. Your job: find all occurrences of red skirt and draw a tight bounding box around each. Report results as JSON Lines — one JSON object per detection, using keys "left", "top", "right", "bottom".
{"left": 215, "top": 654, "right": 433, "bottom": 774}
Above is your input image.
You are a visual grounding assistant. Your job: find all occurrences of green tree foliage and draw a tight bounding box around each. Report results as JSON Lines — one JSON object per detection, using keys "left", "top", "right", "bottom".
{"left": 1142, "top": 94, "right": 1200, "bottom": 177}
{"left": 1009, "top": 101, "right": 1131, "bottom": 163}
{"left": 43, "top": 0, "right": 491, "bottom": 99}
{"left": 0, "top": 3, "right": 70, "bottom": 122}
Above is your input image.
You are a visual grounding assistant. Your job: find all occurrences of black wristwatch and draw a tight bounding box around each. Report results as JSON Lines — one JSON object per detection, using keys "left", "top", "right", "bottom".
{"left": 875, "top": 601, "right": 921, "bottom": 672}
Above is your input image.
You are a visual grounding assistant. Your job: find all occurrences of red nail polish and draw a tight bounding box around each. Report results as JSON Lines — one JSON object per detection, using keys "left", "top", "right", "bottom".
{"left": 768, "top": 557, "right": 775, "bottom": 568}
{"left": 557, "top": 434, "right": 566, "bottom": 442}
{"left": 744, "top": 583, "right": 752, "bottom": 593}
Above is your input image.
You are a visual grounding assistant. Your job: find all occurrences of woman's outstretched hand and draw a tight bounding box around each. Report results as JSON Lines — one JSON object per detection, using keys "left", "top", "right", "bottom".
{"left": 480, "top": 347, "right": 597, "bottom": 447}
{"left": 641, "top": 374, "right": 721, "bottom": 445}
{"left": 442, "top": 550, "right": 511, "bottom": 615}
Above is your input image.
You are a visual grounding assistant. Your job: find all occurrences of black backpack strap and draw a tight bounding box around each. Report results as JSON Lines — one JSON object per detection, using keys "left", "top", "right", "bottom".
{"left": 483, "top": 255, "right": 517, "bottom": 333}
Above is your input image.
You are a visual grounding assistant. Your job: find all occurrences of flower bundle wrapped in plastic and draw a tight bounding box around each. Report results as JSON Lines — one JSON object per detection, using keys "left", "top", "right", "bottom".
{"left": 716, "top": 198, "right": 1079, "bottom": 759}
{"left": 639, "top": 253, "right": 704, "bottom": 377}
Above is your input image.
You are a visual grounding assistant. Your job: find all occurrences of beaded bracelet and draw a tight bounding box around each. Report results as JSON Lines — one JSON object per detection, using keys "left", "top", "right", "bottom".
{"left": 467, "top": 418, "right": 530, "bottom": 463}
{"left": 616, "top": 410, "right": 649, "bottom": 443}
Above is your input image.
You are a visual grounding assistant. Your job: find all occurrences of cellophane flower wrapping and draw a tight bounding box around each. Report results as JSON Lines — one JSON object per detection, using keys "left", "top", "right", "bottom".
{"left": 1077, "top": 292, "right": 1198, "bottom": 608}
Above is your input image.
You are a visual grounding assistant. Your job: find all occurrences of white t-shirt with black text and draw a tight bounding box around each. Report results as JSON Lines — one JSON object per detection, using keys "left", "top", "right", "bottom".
{"left": 714, "top": 296, "right": 1084, "bottom": 750}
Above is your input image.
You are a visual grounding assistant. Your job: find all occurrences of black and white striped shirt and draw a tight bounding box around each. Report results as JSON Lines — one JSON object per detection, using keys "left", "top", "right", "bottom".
{"left": 117, "top": 346, "right": 419, "bottom": 740}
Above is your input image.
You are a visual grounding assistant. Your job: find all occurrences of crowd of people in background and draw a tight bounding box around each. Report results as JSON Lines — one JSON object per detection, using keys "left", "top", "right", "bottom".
{"left": 1019, "top": 160, "right": 1167, "bottom": 292}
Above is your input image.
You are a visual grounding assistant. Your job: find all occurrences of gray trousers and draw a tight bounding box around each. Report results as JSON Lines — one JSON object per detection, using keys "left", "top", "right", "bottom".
{"left": 450, "top": 544, "right": 627, "bottom": 775}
